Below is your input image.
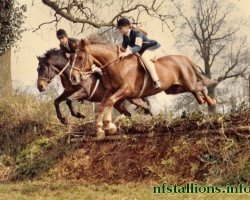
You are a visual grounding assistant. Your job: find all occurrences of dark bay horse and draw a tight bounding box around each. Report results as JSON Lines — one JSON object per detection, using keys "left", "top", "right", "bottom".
{"left": 70, "top": 39, "right": 216, "bottom": 140}
{"left": 36, "top": 49, "right": 151, "bottom": 125}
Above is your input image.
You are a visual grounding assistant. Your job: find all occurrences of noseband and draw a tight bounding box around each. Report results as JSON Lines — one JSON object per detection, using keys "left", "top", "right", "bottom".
{"left": 71, "top": 48, "right": 93, "bottom": 79}
{"left": 38, "top": 60, "right": 70, "bottom": 84}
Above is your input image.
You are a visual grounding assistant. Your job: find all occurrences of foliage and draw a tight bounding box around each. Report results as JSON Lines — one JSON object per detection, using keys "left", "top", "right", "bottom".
{"left": 0, "top": 0, "right": 26, "bottom": 55}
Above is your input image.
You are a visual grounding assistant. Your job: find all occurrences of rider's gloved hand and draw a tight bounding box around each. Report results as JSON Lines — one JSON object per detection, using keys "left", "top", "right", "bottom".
{"left": 65, "top": 53, "right": 71, "bottom": 59}
{"left": 119, "top": 47, "right": 132, "bottom": 59}
{"left": 91, "top": 64, "right": 102, "bottom": 75}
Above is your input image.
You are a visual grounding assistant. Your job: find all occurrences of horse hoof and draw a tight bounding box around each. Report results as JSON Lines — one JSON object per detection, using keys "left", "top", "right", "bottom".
{"left": 198, "top": 98, "right": 206, "bottom": 105}
{"left": 106, "top": 123, "right": 117, "bottom": 135}
{"left": 76, "top": 112, "right": 85, "bottom": 118}
{"left": 200, "top": 98, "right": 206, "bottom": 105}
{"left": 60, "top": 117, "right": 68, "bottom": 125}
{"left": 208, "top": 98, "right": 217, "bottom": 106}
{"left": 96, "top": 130, "right": 105, "bottom": 140}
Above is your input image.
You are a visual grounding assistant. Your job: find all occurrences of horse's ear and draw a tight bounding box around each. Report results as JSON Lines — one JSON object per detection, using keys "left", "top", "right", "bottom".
{"left": 80, "top": 38, "right": 90, "bottom": 47}
{"left": 36, "top": 56, "right": 41, "bottom": 61}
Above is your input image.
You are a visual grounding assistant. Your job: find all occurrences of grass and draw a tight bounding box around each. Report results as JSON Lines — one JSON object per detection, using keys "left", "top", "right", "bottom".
{"left": 0, "top": 181, "right": 249, "bottom": 200}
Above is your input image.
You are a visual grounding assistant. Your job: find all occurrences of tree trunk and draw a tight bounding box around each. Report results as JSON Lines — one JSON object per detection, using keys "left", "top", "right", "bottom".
{"left": 207, "top": 85, "right": 216, "bottom": 113}
{"left": 248, "top": 75, "right": 250, "bottom": 109}
{"left": 0, "top": 48, "right": 12, "bottom": 97}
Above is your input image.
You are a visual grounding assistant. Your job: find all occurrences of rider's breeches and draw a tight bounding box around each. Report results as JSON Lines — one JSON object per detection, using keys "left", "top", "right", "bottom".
{"left": 141, "top": 49, "right": 159, "bottom": 82}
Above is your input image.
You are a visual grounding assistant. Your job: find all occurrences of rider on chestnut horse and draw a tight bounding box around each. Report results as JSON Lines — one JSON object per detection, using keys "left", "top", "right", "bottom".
{"left": 117, "top": 18, "right": 162, "bottom": 89}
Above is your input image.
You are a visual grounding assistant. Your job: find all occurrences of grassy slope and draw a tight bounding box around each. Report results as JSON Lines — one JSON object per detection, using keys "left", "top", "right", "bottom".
{"left": 0, "top": 181, "right": 249, "bottom": 200}
{"left": 0, "top": 94, "right": 249, "bottom": 199}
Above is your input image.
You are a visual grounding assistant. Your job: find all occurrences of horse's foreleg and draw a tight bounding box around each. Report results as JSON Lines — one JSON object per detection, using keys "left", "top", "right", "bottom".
{"left": 96, "top": 90, "right": 113, "bottom": 140}
{"left": 54, "top": 90, "right": 73, "bottom": 125}
{"left": 104, "top": 85, "right": 130, "bottom": 135}
{"left": 66, "top": 100, "right": 85, "bottom": 118}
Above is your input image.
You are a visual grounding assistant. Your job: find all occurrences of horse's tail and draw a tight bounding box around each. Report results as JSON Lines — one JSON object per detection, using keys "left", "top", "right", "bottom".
{"left": 191, "top": 62, "right": 218, "bottom": 87}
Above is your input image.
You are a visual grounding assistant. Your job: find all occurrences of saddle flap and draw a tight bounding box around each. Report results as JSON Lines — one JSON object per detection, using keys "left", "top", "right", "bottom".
{"left": 135, "top": 53, "right": 150, "bottom": 75}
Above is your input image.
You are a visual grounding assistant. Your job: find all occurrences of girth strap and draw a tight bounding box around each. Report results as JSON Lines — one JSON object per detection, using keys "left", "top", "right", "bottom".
{"left": 136, "top": 55, "right": 149, "bottom": 98}
{"left": 87, "top": 78, "right": 100, "bottom": 100}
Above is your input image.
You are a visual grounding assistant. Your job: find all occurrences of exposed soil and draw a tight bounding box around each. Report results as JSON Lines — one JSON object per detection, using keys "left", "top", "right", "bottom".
{"left": 49, "top": 109, "right": 250, "bottom": 185}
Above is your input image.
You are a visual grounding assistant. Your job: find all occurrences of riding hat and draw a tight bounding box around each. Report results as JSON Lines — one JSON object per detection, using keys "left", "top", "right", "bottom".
{"left": 117, "top": 18, "right": 131, "bottom": 28}
{"left": 56, "top": 29, "right": 67, "bottom": 38}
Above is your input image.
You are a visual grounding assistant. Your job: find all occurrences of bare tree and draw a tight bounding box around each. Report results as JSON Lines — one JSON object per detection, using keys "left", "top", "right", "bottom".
{"left": 40, "top": 0, "right": 175, "bottom": 32}
{"left": 171, "top": 0, "right": 249, "bottom": 112}
{"left": 86, "top": 27, "right": 122, "bottom": 44}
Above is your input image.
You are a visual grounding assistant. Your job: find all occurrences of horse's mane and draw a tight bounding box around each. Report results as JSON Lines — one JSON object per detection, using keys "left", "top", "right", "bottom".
{"left": 38, "top": 48, "right": 65, "bottom": 61}
{"left": 85, "top": 35, "right": 119, "bottom": 52}
{"left": 85, "top": 35, "right": 108, "bottom": 45}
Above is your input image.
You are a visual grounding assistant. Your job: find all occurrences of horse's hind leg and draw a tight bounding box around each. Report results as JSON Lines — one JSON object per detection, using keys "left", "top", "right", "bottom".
{"left": 129, "top": 98, "right": 153, "bottom": 116}
{"left": 192, "top": 91, "right": 206, "bottom": 105}
{"left": 114, "top": 100, "right": 131, "bottom": 117}
{"left": 200, "top": 88, "right": 217, "bottom": 106}
{"left": 181, "top": 73, "right": 206, "bottom": 105}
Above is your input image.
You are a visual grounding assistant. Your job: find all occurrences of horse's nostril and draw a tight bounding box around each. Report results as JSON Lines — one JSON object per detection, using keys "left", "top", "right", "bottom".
{"left": 39, "top": 85, "right": 44, "bottom": 91}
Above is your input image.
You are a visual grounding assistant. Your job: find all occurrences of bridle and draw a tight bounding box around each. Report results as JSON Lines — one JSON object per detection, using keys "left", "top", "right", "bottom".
{"left": 71, "top": 48, "right": 93, "bottom": 79}
{"left": 38, "top": 60, "right": 70, "bottom": 84}
{"left": 71, "top": 45, "right": 121, "bottom": 76}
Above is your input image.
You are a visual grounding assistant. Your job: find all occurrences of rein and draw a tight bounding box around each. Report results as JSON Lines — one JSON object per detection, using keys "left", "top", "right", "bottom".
{"left": 38, "top": 60, "right": 70, "bottom": 84}
{"left": 72, "top": 45, "right": 120, "bottom": 75}
{"left": 98, "top": 45, "right": 121, "bottom": 69}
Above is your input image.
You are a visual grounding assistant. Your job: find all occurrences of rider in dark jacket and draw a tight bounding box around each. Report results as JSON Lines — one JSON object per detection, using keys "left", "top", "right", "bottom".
{"left": 56, "top": 29, "right": 102, "bottom": 75}
{"left": 121, "top": 26, "right": 161, "bottom": 55}
{"left": 56, "top": 29, "right": 79, "bottom": 58}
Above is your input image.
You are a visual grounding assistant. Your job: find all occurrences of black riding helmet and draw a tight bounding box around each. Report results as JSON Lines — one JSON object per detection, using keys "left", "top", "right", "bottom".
{"left": 117, "top": 17, "right": 131, "bottom": 29}
{"left": 56, "top": 29, "right": 67, "bottom": 39}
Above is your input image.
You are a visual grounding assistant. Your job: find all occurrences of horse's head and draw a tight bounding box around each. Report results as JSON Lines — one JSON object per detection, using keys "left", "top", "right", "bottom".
{"left": 36, "top": 56, "right": 55, "bottom": 92}
{"left": 37, "top": 49, "right": 70, "bottom": 92}
{"left": 70, "top": 39, "right": 94, "bottom": 85}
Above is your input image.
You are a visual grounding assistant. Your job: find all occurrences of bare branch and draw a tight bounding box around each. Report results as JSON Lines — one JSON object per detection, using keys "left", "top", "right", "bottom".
{"left": 41, "top": 0, "right": 174, "bottom": 30}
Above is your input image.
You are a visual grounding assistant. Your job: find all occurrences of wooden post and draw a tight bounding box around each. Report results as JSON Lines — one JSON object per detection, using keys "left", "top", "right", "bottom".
{"left": 0, "top": 48, "right": 12, "bottom": 97}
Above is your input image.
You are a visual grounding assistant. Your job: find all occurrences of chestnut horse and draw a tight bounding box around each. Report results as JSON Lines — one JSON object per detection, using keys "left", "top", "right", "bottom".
{"left": 37, "top": 49, "right": 152, "bottom": 125}
{"left": 70, "top": 39, "right": 216, "bottom": 140}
